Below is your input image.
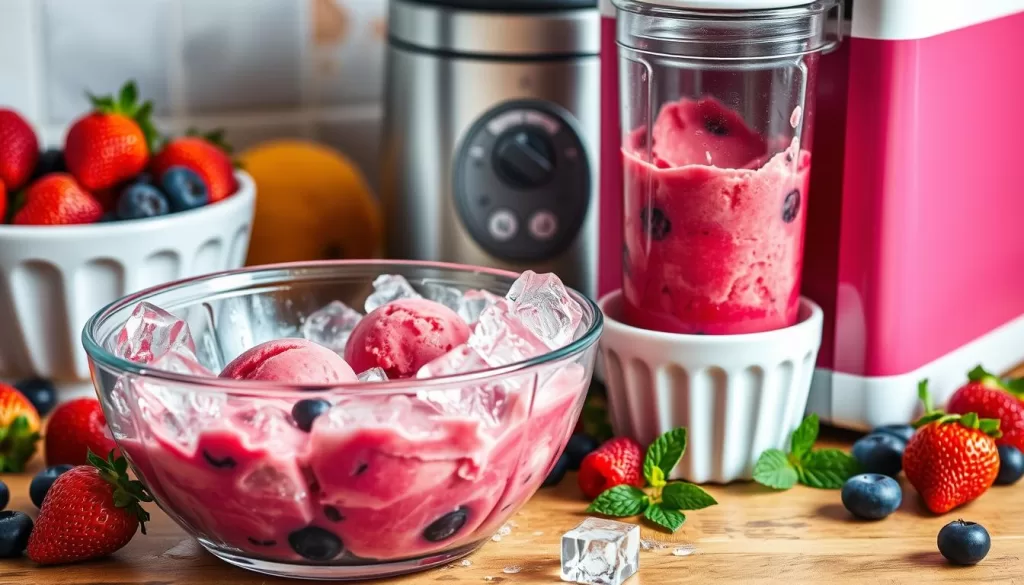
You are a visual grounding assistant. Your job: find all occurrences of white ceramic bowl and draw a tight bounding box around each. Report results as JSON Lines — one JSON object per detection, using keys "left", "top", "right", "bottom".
{"left": 0, "top": 171, "right": 255, "bottom": 393}
{"left": 598, "top": 290, "right": 823, "bottom": 484}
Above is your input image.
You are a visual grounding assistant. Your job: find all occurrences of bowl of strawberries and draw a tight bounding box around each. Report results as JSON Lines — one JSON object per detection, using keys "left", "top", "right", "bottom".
{"left": 0, "top": 81, "right": 256, "bottom": 394}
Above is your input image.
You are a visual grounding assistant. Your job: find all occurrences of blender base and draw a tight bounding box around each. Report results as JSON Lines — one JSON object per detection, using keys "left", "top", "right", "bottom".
{"left": 808, "top": 313, "right": 1024, "bottom": 430}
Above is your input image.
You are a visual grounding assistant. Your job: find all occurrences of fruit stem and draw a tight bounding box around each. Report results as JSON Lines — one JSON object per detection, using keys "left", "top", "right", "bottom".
{"left": 87, "top": 449, "right": 154, "bottom": 534}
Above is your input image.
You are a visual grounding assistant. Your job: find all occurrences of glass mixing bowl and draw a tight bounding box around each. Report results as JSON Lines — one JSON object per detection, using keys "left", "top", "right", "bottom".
{"left": 82, "top": 260, "right": 602, "bottom": 581}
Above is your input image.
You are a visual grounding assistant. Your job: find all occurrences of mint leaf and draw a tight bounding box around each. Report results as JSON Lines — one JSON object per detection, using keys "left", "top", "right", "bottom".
{"left": 796, "top": 449, "right": 859, "bottom": 489}
{"left": 643, "top": 503, "right": 685, "bottom": 532}
{"left": 789, "top": 414, "right": 819, "bottom": 460}
{"left": 586, "top": 485, "right": 649, "bottom": 517}
{"left": 662, "top": 482, "right": 717, "bottom": 510}
{"left": 753, "top": 448, "right": 798, "bottom": 490}
{"left": 643, "top": 427, "right": 687, "bottom": 485}
{"left": 649, "top": 466, "right": 666, "bottom": 488}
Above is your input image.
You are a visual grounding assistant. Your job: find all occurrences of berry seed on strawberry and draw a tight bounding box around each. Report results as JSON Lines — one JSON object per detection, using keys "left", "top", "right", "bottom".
{"left": 27, "top": 451, "right": 152, "bottom": 565}
{"left": 577, "top": 436, "right": 645, "bottom": 500}
{"left": 903, "top": 380, "right": 1001, "bottom": 514}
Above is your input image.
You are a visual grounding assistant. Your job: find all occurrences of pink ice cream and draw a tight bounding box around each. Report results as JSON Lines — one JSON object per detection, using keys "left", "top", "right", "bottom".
{"left": 221, "top": 338, "right": 357, "bottom": 384}
{"left": 344, "top": 298, "right": 471, "bottom": 379}
{"left": 622, "top": 97, "right": 811, "bottom": 335}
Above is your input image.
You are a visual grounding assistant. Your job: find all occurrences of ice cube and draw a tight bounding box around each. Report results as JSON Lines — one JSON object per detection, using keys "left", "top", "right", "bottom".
{"left": 416, "top": 384, "right": 511, "bottom": 428}
{"left": 506, "top": 271, "right": 584, "bottom": 349}
{"left": 422, "top": 282, "right": 463, "bottom": 313}
{"left": 561, "top": 518, "right": 640, "bottom": 585}
{"left": 358, "top": 367, "right": 388, "bottom": 382}
{"left": 364, "top": 274, "right": 421, "bottom": 312}
{"left": 415, "top": 344, "right": 489, "bottom": 378}
{"left": 457, "top": 289, "right": 502, "bottom": 324}
{"left": 468, "top": 301, "right": 549, "bottom": 367}
{"left": 149, "top": 350, "right": 215, "bottom": 377}
{"left": 134, "top": 381, "right": 225, "bottom": 451}
{"left": 239, "top": 463, "right": 308, "bottom": 500}
{"left": 302, "top": 300, "right": 363, "bottom": 353}
{"left": 115, "top": 302, "right": 197, "bottom": 364}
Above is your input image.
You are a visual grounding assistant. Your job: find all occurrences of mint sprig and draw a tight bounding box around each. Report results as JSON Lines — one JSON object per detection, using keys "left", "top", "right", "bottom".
{"left": 753, "top": 413, "right": 860, "bottom": 490}
{"left": 586, "top": 427, "right": 717, "bottom": 533}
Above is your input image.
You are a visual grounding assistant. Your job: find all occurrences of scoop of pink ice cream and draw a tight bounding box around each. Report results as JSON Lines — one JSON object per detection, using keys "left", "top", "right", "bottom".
{"left": 344, "top": 298, "right": 471, "bottom": 379}
{"left": 220, "top": 338, "right": 357, "bottom": 384}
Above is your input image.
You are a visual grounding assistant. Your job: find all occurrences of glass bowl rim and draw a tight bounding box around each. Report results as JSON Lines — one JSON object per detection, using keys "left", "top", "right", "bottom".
{"left": 82, "top": 259, "right": 604, "bottom": 394}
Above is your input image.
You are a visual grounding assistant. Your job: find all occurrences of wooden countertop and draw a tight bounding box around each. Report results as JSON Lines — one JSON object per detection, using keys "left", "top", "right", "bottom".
{"left": 3, "top": 366, "right": 1023, "bottom": 584}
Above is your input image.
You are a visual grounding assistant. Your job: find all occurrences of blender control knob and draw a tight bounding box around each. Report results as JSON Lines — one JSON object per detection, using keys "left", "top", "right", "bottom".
{"left": 492, "top": 128, "right": 556, "bottom": 189}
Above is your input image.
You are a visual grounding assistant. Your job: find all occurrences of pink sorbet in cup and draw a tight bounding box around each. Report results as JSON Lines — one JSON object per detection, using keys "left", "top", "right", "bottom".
{"left": 622, "top": 97, "right": 812, "bottom": 335}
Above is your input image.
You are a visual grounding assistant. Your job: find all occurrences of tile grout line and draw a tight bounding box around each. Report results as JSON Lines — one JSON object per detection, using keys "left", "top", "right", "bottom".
{"left": 167, "top": 0, "right": 188, "bottom": 130}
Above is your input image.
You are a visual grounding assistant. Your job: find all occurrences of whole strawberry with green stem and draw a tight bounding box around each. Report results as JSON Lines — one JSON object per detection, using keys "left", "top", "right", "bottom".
{"left": 946, "top": 365, "right": 1024, "bottom": 453}
{"left": 904, "top": 380, "right": 1001, "bottom": 514}
{"left": 64, "top": 80, "right": 157, "bottom": 191}
{"left": 27, "top": 450, "right": 152, "bottom": 565}
{"left": 585, "top": 428, "right": 717, "bottom": 532}
{"left": 151, "top": 128, "right": 238, "bottom": 203}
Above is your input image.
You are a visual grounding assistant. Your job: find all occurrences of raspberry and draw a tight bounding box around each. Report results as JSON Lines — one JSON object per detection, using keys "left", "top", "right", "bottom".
{"left": 577, "top": 436, "right": 644, "bottom": 499}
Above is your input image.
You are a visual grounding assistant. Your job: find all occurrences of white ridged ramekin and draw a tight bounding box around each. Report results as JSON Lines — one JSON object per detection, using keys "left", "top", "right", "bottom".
{"left": 0, "top": 171, "right": 255, "bottom": 393}
{"left": 597, "top": 290, "right": 823, "bottom": 484}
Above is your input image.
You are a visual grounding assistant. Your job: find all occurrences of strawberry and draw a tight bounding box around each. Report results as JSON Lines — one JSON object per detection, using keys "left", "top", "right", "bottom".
{"left": 64, "top": 81, "right": 157, "bottom": 191}
{"left": 577, "top": 436, "right": 644, "bottom": 499}
{"left": 12, "top": 173, "right": 103, "bottom": 226}
{"left": 45, "top": 397, "right": 118, "bottom": 467}
{"left": 947, "top": 365, "right": 1024, "bottom": 453}
{"left": 0, "top": 383, "right": 41, "bottom": 472}
{"left": 151, "top": 131, "right": 237, "bottom": 203}
{"left": 903, "top": 380, "right": 1001, "bottom": 514}
{"left": 0, "top": 108, "right": 39, "bottom": 190}
{"left": 27, "top": 451, "right": 152, "bottom": 565}
{"left": 0, "top": 178, "right": 7, "bottom": 223}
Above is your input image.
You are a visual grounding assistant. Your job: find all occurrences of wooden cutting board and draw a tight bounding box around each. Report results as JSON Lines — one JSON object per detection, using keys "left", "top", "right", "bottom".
{"left": 2, "top": 364, "right": 1022, "bottom": 584}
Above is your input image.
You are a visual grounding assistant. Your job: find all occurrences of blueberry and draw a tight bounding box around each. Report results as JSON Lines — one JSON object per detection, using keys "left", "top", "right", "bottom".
{"left": 29, "top": 465, "right": 73, "bottom": 508}
{"left": 782, "top": 189, "right": 801, "bottom": 223}
{"left": 0, "top": 481, "right": 7, "bottom": 511}
{"left": 542, "top": 453, "right": 570, "bottom": 488}
{"left": 995, "top": 445, "right": 1024, "bottom": 485}
{"left": 423, "top": 506, "right": 469, "bottom": 543}
{"left": 937, "top": 520, "right": 990, "bottom": 566}
{"left": 639, "top": 206, "right": 671, "bottom": 241}
{"left": 117, "top": 183, "right": 170, "bottom": 220}
{"left": 32, "top": 148, "right": 66, "bottom": 179}
{"left": 841, "top": 473, "right": 902, "bottom": 520}
{"left": 292, "top": 399, "right": 331, "bottom": 433}
{"left": 161, "top": 166, "right": 209, "bottom": 212}
{"left": 564, "top": 434, "right": 600, "bottom": 470}
{"left": 0, "top": 511, "right": 33, "bottom": 558}
{"left": 851, "top": 433, "right": 905, "bottom": 477}
{"left": 873, "top": 424, "right": 915, "bottom": 444}
{"left": 202, "top": 451, "right": 237, "bottom": 469}
{"left": 13, "top": 377, "right": 57, "bottom": 416}
{"left": 288, "top": 526, "right": 343, "bottom": 561}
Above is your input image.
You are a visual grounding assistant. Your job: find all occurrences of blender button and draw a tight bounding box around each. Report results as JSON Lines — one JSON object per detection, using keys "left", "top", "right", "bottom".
{"left": 528, "top": 211, "right": 558, "bottom": 240}
{"left": 487, "top": 209, "right": 519, "bottom": 242}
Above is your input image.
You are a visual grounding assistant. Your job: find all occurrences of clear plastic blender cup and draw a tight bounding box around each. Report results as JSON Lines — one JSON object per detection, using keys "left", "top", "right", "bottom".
{"left": 616, "top": 0, "right": 840, "bottom": 335}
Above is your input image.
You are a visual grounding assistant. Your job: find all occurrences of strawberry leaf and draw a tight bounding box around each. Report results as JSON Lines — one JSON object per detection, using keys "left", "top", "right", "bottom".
{"left": 979, "top": 418, "right": 1003, "bottom": 438}
{"left": 0, "top": 415, "right": 40, "bottom": 473}
{"left": 119, "top": 81, "right": 138, "bottom": 113}
{"left": 790, "top": 414, "right": 819, "bottom": 460}
{"left": 1006, "top": 377, "right": 1024, "bottom": 397}
{"left": 586, "top": 485, "right": 649, "bottom": 517}
{"left": 913, "top": 412, "right": 945, "bottom": 429}
{"left": 960, "top": 412, "right": 979, "bottom": 428}
{"left": 643, "top": 427, "right": 687, "bottom": 486}
{"left": 643, "top": 504, "right": 685, "bottom": 533}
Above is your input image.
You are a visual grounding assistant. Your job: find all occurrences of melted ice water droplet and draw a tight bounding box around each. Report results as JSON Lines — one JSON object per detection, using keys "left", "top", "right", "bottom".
{"left": 672, "top": 545, "right": 696, "bottom": 557}
{"left": 791, "top": 105, "right": 803, "bottom": 129}
{"left": 503, "top": 565, "right": 522, "bottom": 574}
{"left": 460, "top": 559, "right": 473, "bottom": 567}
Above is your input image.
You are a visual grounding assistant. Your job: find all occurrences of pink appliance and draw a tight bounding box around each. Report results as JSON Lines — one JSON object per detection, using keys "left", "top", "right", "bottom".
{"left": 598, "top": 0, "right": 1024, "bottom": 430}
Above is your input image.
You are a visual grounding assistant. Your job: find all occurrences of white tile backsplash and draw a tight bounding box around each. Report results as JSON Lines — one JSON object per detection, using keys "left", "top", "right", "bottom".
{"left": 42, "top": 0, "right": 174, "bottom": 124}
{"left": 0, "top": 0, "right": 387, "bottom": 190}
{"left": 181, "top": 0, "right": 304, "bottom": 112}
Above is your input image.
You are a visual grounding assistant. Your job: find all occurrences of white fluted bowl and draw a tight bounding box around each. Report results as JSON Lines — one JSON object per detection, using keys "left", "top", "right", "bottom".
{"left": 0, "top": 171, "right": 255, "bottom": 392}
{"left": 598, "top": 290, "right": 823, "bottom": 484}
